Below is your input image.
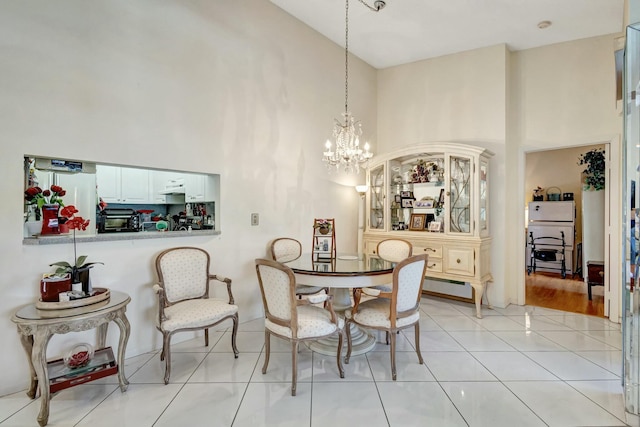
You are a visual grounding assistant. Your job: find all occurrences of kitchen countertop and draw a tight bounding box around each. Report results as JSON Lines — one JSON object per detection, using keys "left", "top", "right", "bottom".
{"left": 23, "top": 229, "right": 220, "bottom": 245}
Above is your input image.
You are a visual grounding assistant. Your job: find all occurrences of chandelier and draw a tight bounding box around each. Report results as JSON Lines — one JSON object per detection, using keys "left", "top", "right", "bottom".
{"left": 322, "top": 0, "right": 385, "bottom": 174}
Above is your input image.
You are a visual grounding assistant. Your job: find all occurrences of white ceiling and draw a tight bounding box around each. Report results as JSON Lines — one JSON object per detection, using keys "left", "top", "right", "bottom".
{"left": 270, "top": 0, "right": 625, "bottom": 69}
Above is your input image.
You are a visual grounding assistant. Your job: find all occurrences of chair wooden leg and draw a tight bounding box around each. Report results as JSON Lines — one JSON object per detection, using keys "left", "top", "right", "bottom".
{"left": 231, "top": 314, "right": 239, "bottom": 358}
{"left": 262, "top": 331, "right": 271, "bottom": 374}
{"left": 390, "top": 329, "right": 397, "bottom": 381}
{"left": 291, "top": 341, "right": 299, "bottom": 396}
{"left": 336, "top": 330, "right": 345, "bottom": 378}
{"left": 205, "top": 328, "right": 209, "bottom": 347}
{"left": 344, "top": 319, "right": 352, "bottom": 364}
{"left": 163, "top": 333, "right": 172, "bottom": 385}
{"left": 414, "top": 322, "right": 424, "bottom": 365}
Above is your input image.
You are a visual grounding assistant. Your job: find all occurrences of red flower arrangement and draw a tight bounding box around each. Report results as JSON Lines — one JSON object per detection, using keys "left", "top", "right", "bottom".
{"left": 24, "top": 185, "right": 66, "bottom": 209}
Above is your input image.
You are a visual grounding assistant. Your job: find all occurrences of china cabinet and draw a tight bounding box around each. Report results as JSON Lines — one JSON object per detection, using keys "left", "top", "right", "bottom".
{"left": 363, "top": 142, "right": 493, "bottom": 317}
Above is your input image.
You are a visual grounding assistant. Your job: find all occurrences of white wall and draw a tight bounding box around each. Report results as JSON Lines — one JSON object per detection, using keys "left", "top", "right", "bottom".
{"left": 511, "top": 35, "right": 622, "bottom": 307}
{"left": 377, "top": 44, "right": 509, "bottom": 307}
{"left": 0, "top": 0, "right": 377, "bottom": 396}
{"left": 376, "top": 35, "right": 622, "bottom": 309}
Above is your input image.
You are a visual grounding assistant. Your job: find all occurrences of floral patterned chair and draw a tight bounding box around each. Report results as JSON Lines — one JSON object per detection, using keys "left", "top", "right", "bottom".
{"left": 255, "top": 258, "right": 344, "bottom": 396}
{"left": 154, "top": 247, "right": 239, "bottom": 384}
{"left": 270, "top": 237, "right": 328, "bottom": 298}
{"left": 345, "top": 254, "right": 428, "bottom": 380}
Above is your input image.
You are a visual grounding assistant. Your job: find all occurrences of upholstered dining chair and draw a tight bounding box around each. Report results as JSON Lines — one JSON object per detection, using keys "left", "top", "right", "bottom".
{"left": 270, "top": 237, "right": 328, "bottom": 298}
{"left": 345, "top": 254, "right": 428, "bottom": 380}
{"left": 353, "top": 238, "right": 413, "bottom": 311}
{"left": 154, "top": 247, "right": 239, "bottom": 384}
{"left": 255, "top": 258, "right": 344, "bottom": 396}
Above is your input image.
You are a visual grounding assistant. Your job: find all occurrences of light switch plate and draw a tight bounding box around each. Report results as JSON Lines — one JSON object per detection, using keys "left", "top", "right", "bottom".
{"left": 251, "top": 213, "right": 259, "bottom": 226}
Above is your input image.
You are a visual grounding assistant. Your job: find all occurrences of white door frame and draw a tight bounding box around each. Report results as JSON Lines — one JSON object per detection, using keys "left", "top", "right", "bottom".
{"left": 518, "top": 136, "right": 621, "bottom": 323}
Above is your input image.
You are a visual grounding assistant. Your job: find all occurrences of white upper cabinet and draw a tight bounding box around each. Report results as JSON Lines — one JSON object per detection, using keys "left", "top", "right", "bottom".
{"left": 185, "top": 173, "right": 218, "bottom": 202}
{"left": 96, "top": 165, "right": 151, "bottom": 204}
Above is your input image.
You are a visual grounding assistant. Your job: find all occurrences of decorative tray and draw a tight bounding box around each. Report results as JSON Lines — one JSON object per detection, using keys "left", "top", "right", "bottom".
{"left": 36, "top": 288, "right": 110, "bottom": 310}
{"left": 47, "top": 347, "right": 118, "bottom": 393}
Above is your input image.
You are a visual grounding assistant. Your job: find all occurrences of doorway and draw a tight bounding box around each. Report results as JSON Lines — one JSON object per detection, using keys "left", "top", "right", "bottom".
{"left": 524, "top": 144, "right": 607, "bottom": 317}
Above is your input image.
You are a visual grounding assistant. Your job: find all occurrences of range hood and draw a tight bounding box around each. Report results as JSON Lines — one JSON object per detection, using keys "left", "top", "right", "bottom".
{"left": 159, "top": 178, "right": 185, "bottom": 195}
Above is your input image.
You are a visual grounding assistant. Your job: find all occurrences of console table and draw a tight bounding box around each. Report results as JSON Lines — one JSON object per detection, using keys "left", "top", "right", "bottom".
{"left": 11, "top": 290, "right": 131, "bottom": 426}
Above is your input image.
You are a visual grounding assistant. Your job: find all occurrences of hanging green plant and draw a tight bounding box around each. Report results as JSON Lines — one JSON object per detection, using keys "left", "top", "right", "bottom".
{"left": 577, "top": 148, "right": 605, "bottom": 191}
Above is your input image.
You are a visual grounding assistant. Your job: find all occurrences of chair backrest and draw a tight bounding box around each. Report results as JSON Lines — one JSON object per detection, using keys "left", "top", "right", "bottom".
{"left": 255, "top": 258, "right": 298, "bottom": 330}
{"left": 391, "top": 254, "right": 428, "bottom": 322}
{"left": 156, "top": 247, "right": 210, "bottom": 303}
{"left": 377, "top": 239, "right": 413, "bottom": 263}
{"left": 270, "top": 238, "right": 302, "bottom": 263}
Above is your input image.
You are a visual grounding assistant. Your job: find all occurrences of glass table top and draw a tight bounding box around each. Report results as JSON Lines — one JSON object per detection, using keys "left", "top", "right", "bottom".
{"left": 283, "top": 253, "right": 395, "bottom": 276}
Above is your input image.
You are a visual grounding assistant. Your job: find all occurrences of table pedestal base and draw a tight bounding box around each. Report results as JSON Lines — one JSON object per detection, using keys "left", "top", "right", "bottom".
{"left": 309, "top": 323, "right": 376, "bottom": 356}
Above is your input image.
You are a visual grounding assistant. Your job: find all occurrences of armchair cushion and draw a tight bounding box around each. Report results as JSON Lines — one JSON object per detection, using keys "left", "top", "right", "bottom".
{"left": 346, "top": 299, "right": 419, "bottom": 329}
{"left": 266, "top": 305, "right": 344, "bottom": 339}
{"left": 158, "top": 298, "right": 239, "bottom": 332}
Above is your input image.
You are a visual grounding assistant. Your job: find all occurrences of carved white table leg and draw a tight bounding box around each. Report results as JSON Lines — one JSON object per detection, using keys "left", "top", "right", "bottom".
{"left": 113, "top": 310, "right": 130, "bottom": 391}
{"left": 32, "top": 328, "right": 53, "bottom": 427}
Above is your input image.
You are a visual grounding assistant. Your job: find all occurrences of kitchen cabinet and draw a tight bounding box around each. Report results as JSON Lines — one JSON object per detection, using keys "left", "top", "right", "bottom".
{"left": 185, "top": 173, "right": 218, "bottom": 202}
{"left": 151, "top": 170, "right": 184, "bottom": 204}
{"left": 96, "top": 165, "right": 151, "bottom": 204}
{"left": 363, "top": 142, "right": 493, "bottom": 318}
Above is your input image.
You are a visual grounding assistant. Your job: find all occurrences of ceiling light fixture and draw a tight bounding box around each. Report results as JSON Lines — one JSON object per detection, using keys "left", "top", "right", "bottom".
{"left": 322, "top": 0, "right": 385, "bottom": 174}
{"left": 537, "top": 20, "right": 552, "bottom": 29}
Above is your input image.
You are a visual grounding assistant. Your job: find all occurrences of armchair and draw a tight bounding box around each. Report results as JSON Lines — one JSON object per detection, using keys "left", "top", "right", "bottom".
{"left": 154, "top": 247, "right": 239, "bottom": 384}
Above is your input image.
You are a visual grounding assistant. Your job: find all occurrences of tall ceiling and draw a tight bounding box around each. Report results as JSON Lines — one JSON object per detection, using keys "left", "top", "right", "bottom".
{"left": 270, "top": 0, "right": 625, "bottom": 69}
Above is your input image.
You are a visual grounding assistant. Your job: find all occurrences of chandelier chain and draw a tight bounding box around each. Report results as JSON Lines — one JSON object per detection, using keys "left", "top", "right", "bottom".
{"left": 344, "top": 0, "right": 349, "bottom": 115}
{"left": 322, "top": 0, "right": 384, "bottom": 174}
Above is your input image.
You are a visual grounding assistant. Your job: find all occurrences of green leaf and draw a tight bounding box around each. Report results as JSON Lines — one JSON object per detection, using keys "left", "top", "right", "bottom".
{"left": 50, "top": 261, "right": 72, "bottom": 268}
{"left": 76, "top": 255, "right": 88, "bottom": 267}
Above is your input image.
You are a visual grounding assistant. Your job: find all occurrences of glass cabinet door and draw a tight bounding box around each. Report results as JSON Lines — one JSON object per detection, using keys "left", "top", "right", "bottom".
{"left": 479, "top": 159, "right": 488, "bottom": 234}
{"left": 369, "top": 164, "right": 385, "bottom": 230}
{"left": 449, "top": 155, "right": 471, "bottom": 234}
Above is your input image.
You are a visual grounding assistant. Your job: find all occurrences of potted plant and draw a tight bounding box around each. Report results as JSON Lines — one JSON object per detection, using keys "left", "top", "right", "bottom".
{"left": 578, "top": 148, "right": 606, "bottom": 191}
{"left": 314, "top": 219, "right": 332, "bottom": 235}
{"left": 24, "top": 185, "right": 67, "bottom": 235}
{"left": 49, "top": 205, "right": 103, "bottom": 294}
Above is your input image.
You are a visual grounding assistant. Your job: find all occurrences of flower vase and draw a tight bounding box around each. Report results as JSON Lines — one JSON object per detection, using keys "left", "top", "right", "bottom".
{"left": 41, "top": 204, "right": 60, "bottom": 235}
{"left": 75, "top": 267, "right": 92, "bottom": 294}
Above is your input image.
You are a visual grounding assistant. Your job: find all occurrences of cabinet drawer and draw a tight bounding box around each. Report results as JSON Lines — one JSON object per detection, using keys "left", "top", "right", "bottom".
{"left": 414, "top": 244, "right": 443, "bottom": 259}
{"left": 444, "top": 248, "right": 474, "bottom": 276}
{"left": 426, "top": 258, "right": 442, "bottom": 273}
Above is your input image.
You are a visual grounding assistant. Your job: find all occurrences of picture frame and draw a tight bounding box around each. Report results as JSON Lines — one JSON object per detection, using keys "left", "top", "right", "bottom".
{"left": 414, "top": 198, "right": 434, "bottom": 208}
{"left": 428, "top": 221, "right": 442, "bottom": 232}
{"left": 437, "top": 188, "right": 445, "bottom": 206}
{"left": 394, "top": 194, "right": 402, "bottom": 203}
{"left": 401, "top": 198, "right": 414, "bottom": 208}
{"left": 400, "top": 190, "right": 413, "bottom": 198}
{"left": 409, "top": 213, "right": 427, "bottom": 231}
{"left": 398, "top": 221, "right": 405, "bottom": 230}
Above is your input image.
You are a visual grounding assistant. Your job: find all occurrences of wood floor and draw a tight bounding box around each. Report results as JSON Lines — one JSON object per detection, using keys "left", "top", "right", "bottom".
{"left": 525, "top": 271, "right": 605, "bottom": 317}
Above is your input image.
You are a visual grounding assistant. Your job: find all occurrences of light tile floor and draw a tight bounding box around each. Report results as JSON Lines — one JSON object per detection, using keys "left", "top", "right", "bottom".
{"left": 0, "top": 297, "right": 629, "bottom": 427}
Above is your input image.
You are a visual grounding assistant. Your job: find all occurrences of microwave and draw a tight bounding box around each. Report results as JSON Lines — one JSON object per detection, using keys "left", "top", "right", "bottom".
{"left": 98, "top": 208, "right": 140, "bottom": 233}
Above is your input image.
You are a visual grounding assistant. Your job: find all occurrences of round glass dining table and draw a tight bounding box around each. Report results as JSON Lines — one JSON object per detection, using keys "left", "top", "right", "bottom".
{"left": 283, "top": 253, "right": 395, "bottom": 356}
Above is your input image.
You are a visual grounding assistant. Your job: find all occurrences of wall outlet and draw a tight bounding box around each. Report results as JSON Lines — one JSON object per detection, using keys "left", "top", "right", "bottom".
{"left": 251, "top": 213, "right": 259, "bottom": 226}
